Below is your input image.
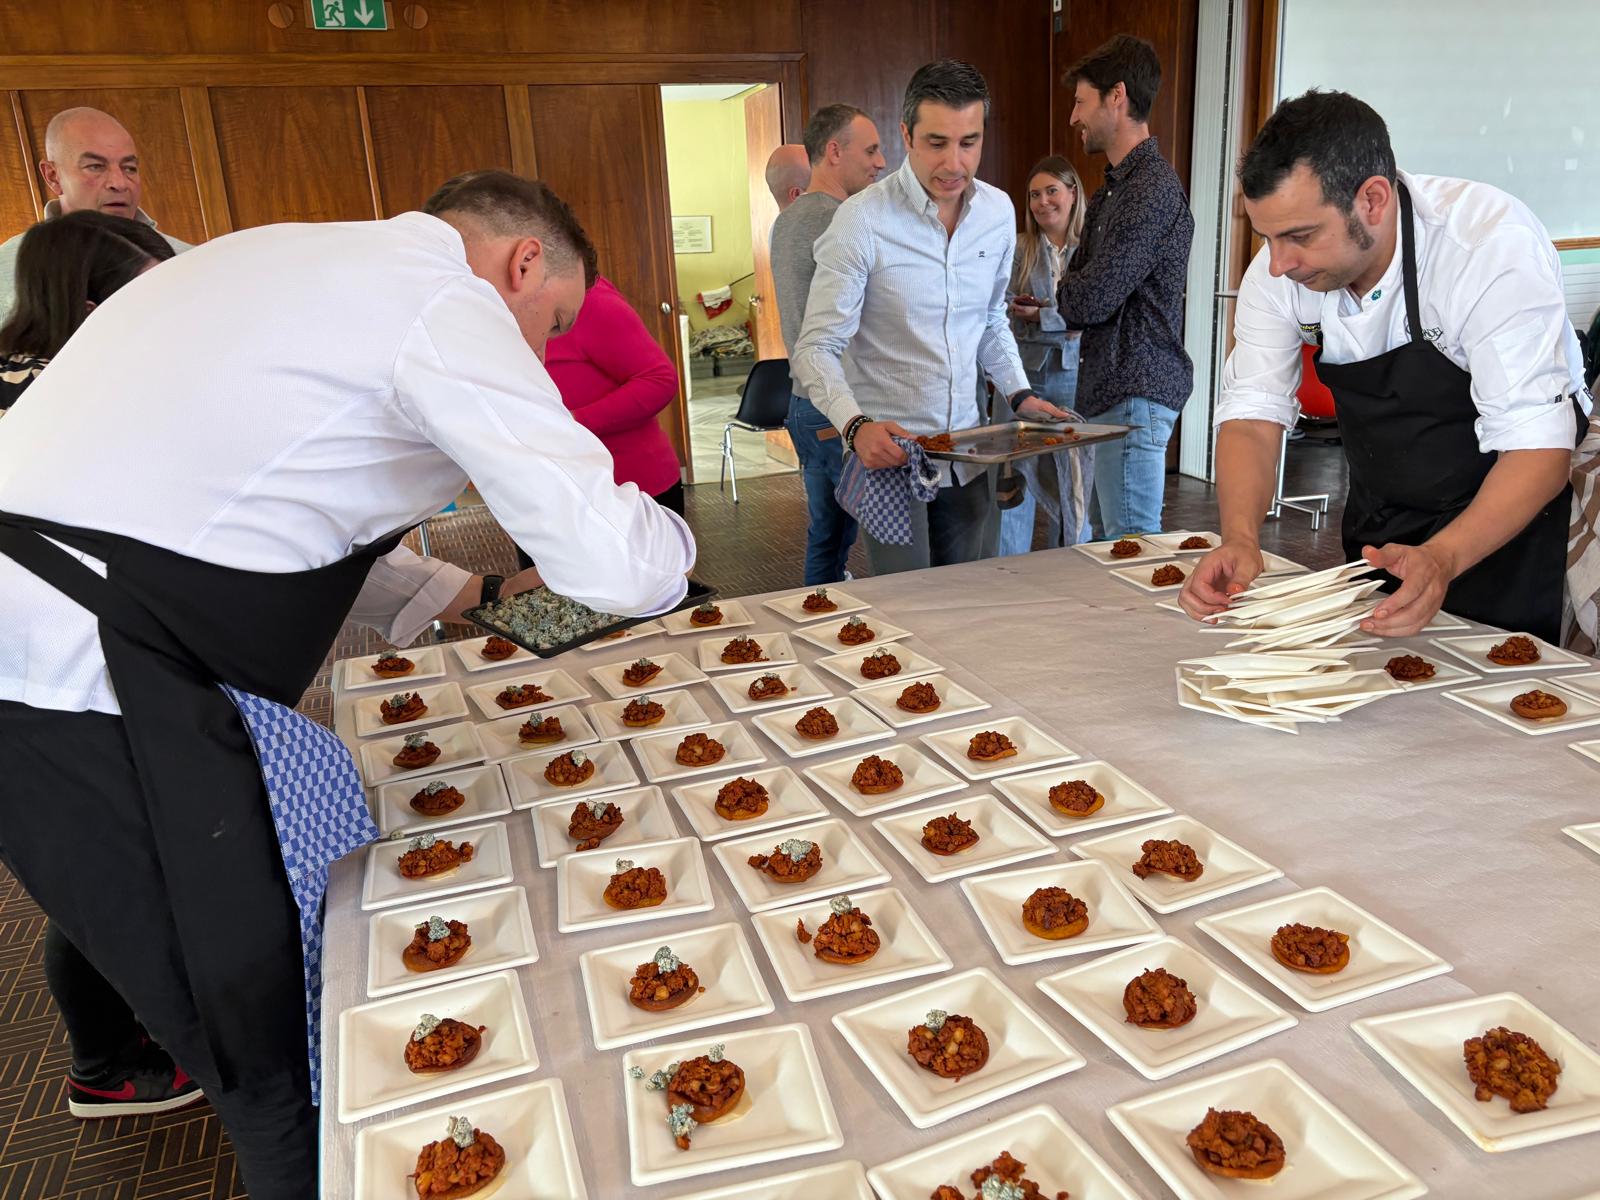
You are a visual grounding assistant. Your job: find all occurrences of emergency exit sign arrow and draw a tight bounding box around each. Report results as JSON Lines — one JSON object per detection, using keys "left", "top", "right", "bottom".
{"left": 310, "top": 0, "right": 389, "bottom": 31}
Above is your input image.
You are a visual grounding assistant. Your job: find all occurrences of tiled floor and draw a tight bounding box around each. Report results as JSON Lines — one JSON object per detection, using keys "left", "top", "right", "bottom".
{"left": 0, "top": 433, "right": 1347, "bottom": 1197}
{"left": 685, "top": 359, "right": 797, "bottom": 487}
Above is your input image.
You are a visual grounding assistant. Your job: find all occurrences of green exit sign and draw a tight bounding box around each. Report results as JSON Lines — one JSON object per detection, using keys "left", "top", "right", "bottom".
{"left": 310, "top": 0, "right": 388, "bottom": 30}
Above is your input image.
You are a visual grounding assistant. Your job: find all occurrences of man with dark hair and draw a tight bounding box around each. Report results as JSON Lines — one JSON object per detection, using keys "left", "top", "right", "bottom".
{"left": 794, "top": 60, "right": 1070, "bottom": 574}
{"left": 1057, "top": 33, "right": 1194, "bottom": 538}
{"left": 0, "top": 171, "right": 693, "bottom": 1199}
{"left": 771, "top": 103, "right": 884, "bottom": 583}
{"left": 1181, "top": 89, "right": 1591, "bottom": 641}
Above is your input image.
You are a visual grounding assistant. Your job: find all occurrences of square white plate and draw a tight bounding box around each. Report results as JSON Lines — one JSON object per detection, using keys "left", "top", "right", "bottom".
{"left": 632, "top": 721, "right": 768, "bottom": 784}
{"left": 708, "top": 664, "right": 833, "bottom": 714}
{"left": 711, "top": 817, "right": 891, "bottom": 913}
{"left": 579, "top": 921, "right": 774, "bottom": 1050}
{"left": 670, "top": 765, "right": 830, "bottom": 842}
{"left": 749, "top": 885, "right": 952, "bottom": 1003}
{"left": 792, "top": 616, "right": 913, "bottom": 653}
{"left": 575, "top": 619, "right": 664, "bottom": 650}
{"left": 360, "top": 820, "right": 513, "bottom": 912}
{"left": 340, "top": 645, "right": 448, "bottom": 692}
{"left": 366, "top": 884, "right": 538, "bottom": 998}
{"left": 588, "top": 651, "right": 710, "bottom": 699}
{"left": 1443, "top": 677, "right": 1600, "bottom": 736}
{"left": 1141, "top": 529, "right": 1221, "bottom": 555}
{"left": 920, "top": 716, "right": 1078, "bottom": 781}
{"left": 762, "top": 587, "right": 871, "bottom": 623}
{"left": 529, "top": 784, "right": 680, "bottom": 868}
{"left": 1196, "top": 886, "right": 1451, "bottom": 1012}
{"left": 867, "top": 1103, "right": 1138, "bottom": 1200}
{"left": 352, "top": 1079, "right": 586, "bottom": 1200}
{"left": 1429, "top": 632, "right": 1590, "bottom": 674}
{"left": 336, "top": 968, "right": 538, "bottom": 1123}
{"left": 1352, "top": 992, "right": 1600, "bottom": 1152}
{"left": 1108, "top": 1058, "right": 1424, "bottom": 1200}
{"left": 1345, "top": 645, "right": 1481, "bottom": 692}
{"left": 1564, "top": 821, "right": 1600, "bottom": 857}
{"left": 871, "top": 794, "right": 1055, "bottom": 883}
{"left": 662, "top": 598, "right": 756, "bottom": 637}
{"left": 812, "top": 644, "right": 944, "bottom": 689}
{"left": 1036, "top": 936, "right": 1296, "bottom": 1080}
{"left": 476, "top": 703, "right": 600, "bottom": 764}
{"left": 1556, "top": 668, "right": 1600, "bottom": 703}
{"left": 1218, "top": 581, "right": 1385, "bottom": 629}
{"left": 358, "top": 721, "right": 487, "bottom": 787}
{"left": 1070, "top": 814, "right": 1282, "bottom": 914}
{"left": 621, "top": 1023, "right": 842, "bottom": 1187}
{"left": 749, "top": 696, "right": 894, "bottom": 760}
{"left": 555, "top": 836, "right": 714, "bottom": 933}
{"left": 1230, "top": 559, "right": 1371, "bottom": 602}
{"left": 1073, "top": 537, "right": 1175, "bottom": 566}
{"left": 501, "top": 738, "right": 639, "bottom": 808}
{"left": 959, "top": 859, "right": 1164, "bottom": 966}
{"left": 994, "top": 760, "right": 1174, "bottom": 838}
{"left": 374, "top": 763, "right": 513, "bottom": 838}
{"left": 853, "top": 673, "right": 991, "bottom": 729}
{"left": 669, "top": 1159, "right": 871, "bottom": 1200}
{"left": 803, "top": 745, "right": 967, "bottom": 817}
{"left": 449, "top": 635, "right": 537, "bottom": 673}
{"left": 1109, "top": 560, "right": 1192, "bottom": 593}
{"left": 464, "top": 668, "right": 591, "bottom": 720}
{"left": 586, "top": 687, "right": 714, "bottom": 742}
{"left": 352, "top": 681, "right": 469, "bottom": 738}
{"left": 695, "top": 631, "right": 798, "bottom": 673}
{"left": 831, "top": 967, "right": 1084, "bottom": 1129}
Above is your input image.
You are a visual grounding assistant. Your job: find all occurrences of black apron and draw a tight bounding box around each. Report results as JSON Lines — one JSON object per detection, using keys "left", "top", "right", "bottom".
{"left": 1314, "top": 183, "right": 1576, "bottom": 642}
{"left": 0, "top": 511, "right": 403, "bottom": 1090}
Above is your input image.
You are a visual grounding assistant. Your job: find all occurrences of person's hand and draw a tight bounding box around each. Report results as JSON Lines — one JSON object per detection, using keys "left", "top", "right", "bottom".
{"left": 1008, "top": 300, "right": 1042, "bottom": 322}
{"left": 853, "top": 419, "right": 910, "bottom": 468}
{"left": 1358, "top": 542, "right": 1451, "bottom": 636}
{"left": 1015, "top": 393, "right": 1072, "bottom": 422}
{"left": 1179, "top": 540, "right": 1265, "bottom": 618}
{"left": 502, "top": 565, "right": 544, "bottom": 596}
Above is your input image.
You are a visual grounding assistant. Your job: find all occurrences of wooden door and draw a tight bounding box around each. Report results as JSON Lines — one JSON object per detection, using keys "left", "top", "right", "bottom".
{"left": 527, "top": 83, "right": 687, "bottom": 476}
{"left": 742, "top": 84, "right": 784, "bottom": 360}
{"left": 363, "top": 85, "right": 516, "bottom": 216}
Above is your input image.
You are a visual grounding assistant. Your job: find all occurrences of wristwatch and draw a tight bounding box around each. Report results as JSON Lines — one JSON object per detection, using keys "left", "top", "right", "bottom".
{"left": 479, "top": 574, "right": 504, "bottom": 606}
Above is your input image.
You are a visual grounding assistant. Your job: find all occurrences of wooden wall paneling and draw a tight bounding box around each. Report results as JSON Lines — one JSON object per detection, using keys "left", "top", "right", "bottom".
{"left": 363, "top": 85, "right": 513, "bottom": 216}
{"left": 178, "top": 86, "right": 233, "bottom": 239}
{"left": 208, "top": 86, "right": 377, "bottom": 228}
{"left": 936, "top": 0, "right": 1055, "bottom": 203}
{"left": 16, "top": 87, "right": 208, "bottom": 244}
{"left": 800, "top": 0, "right": 937, "bottom": 171}
{"left": 1, "top": 93, "right": 40, "bottom": 239}
{"left": 743, "top": 85, "right": 784, "bottom": 360}
{"left": 527, "top": 83, "right": 688, "bottom": 472}
{"left": 0, "top": 0, "right": 804, "bottom": 57}
{"left": 1051, "top": 0, "right": 1202, "bottom": 198}
{"left": 503, "top": 85, "right": 538, "bottom": 178}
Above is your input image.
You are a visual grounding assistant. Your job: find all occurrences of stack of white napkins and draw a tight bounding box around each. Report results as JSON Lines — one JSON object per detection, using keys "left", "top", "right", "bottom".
{"left": 1175, "top": 561, "right": 1402, "bottom": 733}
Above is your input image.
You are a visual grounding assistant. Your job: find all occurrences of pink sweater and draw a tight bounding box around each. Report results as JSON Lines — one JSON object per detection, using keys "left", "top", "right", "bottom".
{"left": 545, "top": 276, "right": 682, "bottom": 497}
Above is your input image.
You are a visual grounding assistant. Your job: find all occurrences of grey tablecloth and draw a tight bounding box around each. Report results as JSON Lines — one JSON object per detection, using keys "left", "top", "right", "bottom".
{"left": 319, "top": 548, "right": 1600, "bottom": 1198}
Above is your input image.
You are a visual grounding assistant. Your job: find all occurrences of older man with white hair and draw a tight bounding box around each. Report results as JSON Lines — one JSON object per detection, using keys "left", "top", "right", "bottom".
{"left": 0, "top": 106, "right": 191, "bottom": 314}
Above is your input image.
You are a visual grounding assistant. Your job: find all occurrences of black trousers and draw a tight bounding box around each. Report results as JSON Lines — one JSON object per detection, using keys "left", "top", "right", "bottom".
{"left": 0, "top": 700, "right": 316, "bottom": 1200}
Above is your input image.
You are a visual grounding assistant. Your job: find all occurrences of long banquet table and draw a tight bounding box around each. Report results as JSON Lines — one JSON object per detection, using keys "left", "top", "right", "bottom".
{"left": 319, "top": 547, "right": 1600, "bottom": 1198}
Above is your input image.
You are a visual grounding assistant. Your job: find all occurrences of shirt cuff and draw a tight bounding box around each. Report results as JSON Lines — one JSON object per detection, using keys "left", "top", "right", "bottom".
{"left": 1476, "top": 400, "right": 1584, "bottom": 454}
{"left": 389, "top": 562, "right": 473, "bottom": 647}
{"left": 1214, "top": 389, "right": 1301, "bottom": 430}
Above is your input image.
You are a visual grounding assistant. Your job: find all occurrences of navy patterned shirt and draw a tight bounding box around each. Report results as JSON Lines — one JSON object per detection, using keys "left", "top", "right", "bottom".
{"left": 1057, "top": 137, "right": 1194, "bottom": 417}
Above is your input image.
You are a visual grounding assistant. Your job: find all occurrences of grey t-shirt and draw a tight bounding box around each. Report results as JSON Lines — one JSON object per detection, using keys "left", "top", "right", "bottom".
{"left": 769, "top": 191, "right": 841, "bottom": 399}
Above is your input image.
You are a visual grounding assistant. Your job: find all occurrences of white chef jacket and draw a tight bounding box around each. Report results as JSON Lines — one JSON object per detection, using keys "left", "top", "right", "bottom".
{"left": 0, "top": 211, "right": 694, "bottom": 715}
{"left": 1217, "top": 170, "right": 1591, "bottom": 451}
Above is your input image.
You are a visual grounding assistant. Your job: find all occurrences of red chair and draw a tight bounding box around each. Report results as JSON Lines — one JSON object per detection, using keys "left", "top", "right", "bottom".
{"left": 1268, "top": 343, "right": 1334, "bottom": 529}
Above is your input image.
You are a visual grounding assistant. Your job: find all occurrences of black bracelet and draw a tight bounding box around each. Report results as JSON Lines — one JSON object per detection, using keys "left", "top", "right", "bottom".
{"left": 843, "top": 415, "right": 872, "bottom": 452}
{"left": 479, "top": 574, "right": 504, "bottom": 606}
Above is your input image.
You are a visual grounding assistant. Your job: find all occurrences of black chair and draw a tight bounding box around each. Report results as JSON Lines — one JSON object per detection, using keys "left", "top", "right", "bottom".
{"left": 719, "top": 356, "right": 794, "bottom": 503}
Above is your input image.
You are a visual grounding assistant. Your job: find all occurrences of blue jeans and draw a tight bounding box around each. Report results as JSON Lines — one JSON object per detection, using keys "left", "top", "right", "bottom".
{"left": 1000, "top": 340, "right": 1087, "bottom": 555}
{"left": 785, "top": 394, "right": 858, "bottom": 584}
{"left": 1091, "top": 395, "right": 1180, "bottom": 538}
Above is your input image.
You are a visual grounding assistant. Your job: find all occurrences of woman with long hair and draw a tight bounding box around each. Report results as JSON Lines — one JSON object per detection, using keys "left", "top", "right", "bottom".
{"left": 0, "top": 209, "right": 174, "bottom": 409}
{"left": 999, "top": 154, "right": 1089, "bottom": 554}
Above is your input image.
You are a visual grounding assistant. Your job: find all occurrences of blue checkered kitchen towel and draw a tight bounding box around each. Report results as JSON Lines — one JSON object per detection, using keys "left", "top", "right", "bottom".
{"left": 834, "top": 435, "right": 943, "bottom": 545}
{"left": 220, "top": 684, "right": 380, "bottom": 1106}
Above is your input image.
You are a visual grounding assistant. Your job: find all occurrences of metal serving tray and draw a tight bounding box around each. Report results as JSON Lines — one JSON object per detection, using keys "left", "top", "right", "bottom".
{"left": 920, "top": 420, "right": 1131, "bottom": 466}
{"left": 464, "top": 578, "right": 717, "bottom": 659}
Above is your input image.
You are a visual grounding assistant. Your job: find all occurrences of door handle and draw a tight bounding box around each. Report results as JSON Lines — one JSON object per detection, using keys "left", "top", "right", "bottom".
{"left": 660, "top": 301, "right": 672, "bottom": 314}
